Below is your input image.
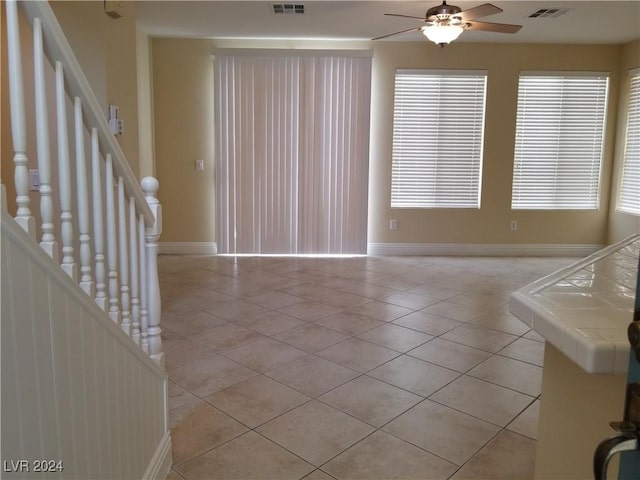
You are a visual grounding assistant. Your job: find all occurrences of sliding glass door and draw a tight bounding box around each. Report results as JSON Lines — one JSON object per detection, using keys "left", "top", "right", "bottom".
{"left": 214, "top": 50, "right": 371, "bottom": 255}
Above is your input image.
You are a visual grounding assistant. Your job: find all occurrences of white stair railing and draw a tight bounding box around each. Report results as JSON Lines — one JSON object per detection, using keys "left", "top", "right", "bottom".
{"left": 3, "top": 0, "right": 164, "bottom": 366}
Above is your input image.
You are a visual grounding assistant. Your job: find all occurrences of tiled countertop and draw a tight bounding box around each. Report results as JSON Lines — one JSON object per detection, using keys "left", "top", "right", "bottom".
{"left": 510, "top": 235, "right": 639, "bottom": 374}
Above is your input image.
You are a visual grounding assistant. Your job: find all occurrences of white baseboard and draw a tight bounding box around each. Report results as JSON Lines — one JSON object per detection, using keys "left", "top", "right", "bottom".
{"left": 143, "top": 432, "right": 172, "bottom": 480}
{"left": 367, "top": 242, "right": 604, "bottom": 257}
{"left": 159, "top": 242, "right": 217, "bottom": 255}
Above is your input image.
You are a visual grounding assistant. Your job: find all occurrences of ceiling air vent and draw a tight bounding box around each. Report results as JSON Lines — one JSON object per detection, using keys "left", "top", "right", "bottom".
{"left": 528, "top": 8, "right": 570, "bottom": 18}
{"left": 272, "top": 4, "right": 305, "bottom": 14}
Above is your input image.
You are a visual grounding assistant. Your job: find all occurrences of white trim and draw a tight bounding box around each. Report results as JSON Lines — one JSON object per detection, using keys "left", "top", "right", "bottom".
{"left": 159, "top": 242, "right": 217, "bottom": 255}
{"left": 213, "top": 48, "right": 373, "bottom": 58}
{"left": 519, "top": 70, "right": 610, "bottom": 77}
{"left": 142, "top": 432, "right": 172, "bottom": 480}
{"left": 367, "top": 243, "right": 604, "bottom": 257}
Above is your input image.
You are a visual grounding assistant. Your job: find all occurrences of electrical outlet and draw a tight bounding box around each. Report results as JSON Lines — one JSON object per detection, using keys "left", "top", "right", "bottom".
{"left": 29, "top": 169, "right": 40, "bottom": 191}
{"left": 510, "top": 220, "right": 518, "bottom": 231}
{"left": 390, "top": 219, "right": 398, "bottom": 230}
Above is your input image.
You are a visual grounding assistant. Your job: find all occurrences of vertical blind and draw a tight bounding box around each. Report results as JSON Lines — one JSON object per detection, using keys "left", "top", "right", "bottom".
{"left": 390, "top": 70, "right": 487, "bottom": 209}
{"left": 618, "top": 69, "right": 640, "bottom": 215}
{"left": 511, "top": 72, "right": 609, "bottom": 210}
{"left": 214, "top": 50, "right": 372, "bottom": 254}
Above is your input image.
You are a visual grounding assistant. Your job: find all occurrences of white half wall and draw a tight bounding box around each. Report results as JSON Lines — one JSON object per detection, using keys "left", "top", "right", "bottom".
{"left": 1, "top": 211, "right": 171, "bottom": 480}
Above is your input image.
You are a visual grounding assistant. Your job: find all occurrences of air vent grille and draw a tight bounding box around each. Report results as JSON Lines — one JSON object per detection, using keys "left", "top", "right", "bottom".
{"left": 528, "top": 8, "right": 570, "bottom": 18}
{"left": 272, "top": 4, "right": 305, "bottom": 14}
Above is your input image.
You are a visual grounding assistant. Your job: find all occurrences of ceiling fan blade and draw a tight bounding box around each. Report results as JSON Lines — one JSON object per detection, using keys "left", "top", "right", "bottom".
{"left": 458, "top": 3, "right": 503, "bottom": 21}
{"left": 465, "top": 20, "right": 522, "bottom": 33}
{"left": 372, "top": 26, "right": 422, "bottom": 41}
{"left": 384, "top": 13, "right": 427, "bottom": 21}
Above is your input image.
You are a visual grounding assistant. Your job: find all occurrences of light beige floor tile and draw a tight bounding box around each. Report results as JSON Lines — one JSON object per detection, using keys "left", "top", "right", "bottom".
{"left": 302, "top": 469, "right": 336, "bottom": 480}
{"left": 204, "top": 375, "right": 310, "bottom": 427}
{"left": 407, "top": 284, "right": 464, "bottom": 300}
{"left": 347, "top": 300, "right": 413, "bottom": 322}
{"left": 279, "top": 284, "right": 339, "bottom": 302}
{"left": 340, "top": 282, "right": 401, "bottom": 301}
{"left": 168, "top": 354, "right": 258, "bottom": 398}
{"left": 408, "top": 338, "right": 491, "bottom": 373}
{"left": 383, "top": 400, "right": 500, "bottom": 466}
{"left": 163, "top": 337, "right": 217, "bottom": 371}
{"left": 265, "top": 354, "right": 359, "bottom": 397}
{"left": 257, "top": 400, "right": 375, "bottom": 466}
{"left": 223, "top": 337, "right": 308, "bottom": 373}
{"left": 507, "top": 399, "right": 540, "bottom": 440}
{"left": 316, "top": 291, "right": 372, "bottom": 308}
{"left": 169, "top": 381, "right": 198, "bottom": 411}
{"left": 315, "top": 312, "right": 384, "bottom": 335}
{"left": 184, "top": 323, "right": 265, "bottom": 353}
{"left": 166, "top": 468, "right": 186, "bottom": 480}
{"left": 447, "top": 292, "right": 507, "bottom": 311}
{"left": 234, "top": 310, "right": 307, "bottom": 336}
{"left": 277, "top": 300, "right": 343, "bottom": 321}
{"left": 470, "top": 311, "right": 531, "bottom": 336}
{"left": 176, "top": 430, "right": 315, "bottom": 480}
{"left": 162, "top": 310, "right": 227, "bottom": 336}
{"left": 317, "top": 338, "right": 399, "bottom": 373}
{"left": 319, "top": 376, "right": 422, "bottom": 427}
{"left": 368, "top": 355, "right": 460, "bottom": 397}
{"left": 211, "top": 280, "right": 273, "bottom": 299}
{"left": 323, "top": 430, "right": 457, "bottom": 480}
{"left": 450, "top": 430, "right": 536, "bottom": 480}
{"left": 393, "top": 311, "right": 462, "bottom": 336}
{"left": 169, "top": 400, "right": 248, "bottom": 465}
{"left": 430, "top": 375, "right": 534, "bottom": 426}
{"left": 203, "top": 300, "right": 270, "bottom": 321}
{"left": 274, "top": 324, "right": 349, "bottom": 352}
{"left": 499, "top": 337, "right": 545, "bottom": 366}
{"left": 356, "top": 324, "right": 432, "bottom": 353}
{"left": 524, "top": 330, "right": 545, "bottom": 342}
{"left": 468, "top": 355, "right": 543, "bottom": 396}
{"left": 246, "top": 291, "right": 302, "bottom": 309}
{"left": 422, "top": 301, "right": 488, "bottom": 322}
{"left": 382, "top": 292, "right": 440, "bottom": 310}
{"left": 441, "top": 325, "right": 517, "bottom": 353}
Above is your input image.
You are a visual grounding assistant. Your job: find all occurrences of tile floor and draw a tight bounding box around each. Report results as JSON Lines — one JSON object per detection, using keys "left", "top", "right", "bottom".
{"left": 159, "top": 254, "right": 575, "bottom": 480}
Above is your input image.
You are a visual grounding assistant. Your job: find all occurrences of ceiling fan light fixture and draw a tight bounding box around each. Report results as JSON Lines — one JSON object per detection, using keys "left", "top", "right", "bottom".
{"left": 422, "top": 24, "right": 464, "bottom": 46}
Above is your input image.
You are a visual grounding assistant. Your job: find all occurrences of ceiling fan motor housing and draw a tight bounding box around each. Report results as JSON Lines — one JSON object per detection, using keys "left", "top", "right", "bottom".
{"left": 426, "top": 2, "right": 463, "bottom": 23}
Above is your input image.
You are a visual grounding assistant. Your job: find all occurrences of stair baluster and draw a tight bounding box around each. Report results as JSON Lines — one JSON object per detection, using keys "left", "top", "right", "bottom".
{"left": 55, "top": 61, "right": 77, "bottom": 280}
{"left": 106, "top": 155, "right": 121, "bottom": 324}
{"left": 75, "top": 98, "right": 94, "bottom": 297}
{"left": 33, "top": 18, "right": 58, "bottom": 259}
{"left": 92, "top": 128, "right": 108, "bottom": 311}
{"left": 6, "top": 1, "right": 35, "bottom": 237}
{"left": 118, "top": 177, "right": 131, "bottom": 336}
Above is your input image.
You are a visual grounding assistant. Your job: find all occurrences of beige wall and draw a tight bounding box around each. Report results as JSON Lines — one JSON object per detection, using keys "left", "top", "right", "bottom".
{"left": 50, "top": 0, "right": 140, "bottom": 175}
{"left": 151, "top": 38, "right": 216, "bottom": 243}
{"left": 371, "top": 42, "right": 620, "bottom": 246}
{"left": 152, "top": 37, "right": 626, "bottom": 246}
{"left": 2, "top": 1, "right": 141, "bottom": 221}
{"left": 607, "top": 39, "right": 640, "bottom": 243}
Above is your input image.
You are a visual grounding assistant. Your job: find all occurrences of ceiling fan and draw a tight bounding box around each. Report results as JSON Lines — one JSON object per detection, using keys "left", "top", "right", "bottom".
{"left": 373, "top": 1, "right": 522, "bottom": 47}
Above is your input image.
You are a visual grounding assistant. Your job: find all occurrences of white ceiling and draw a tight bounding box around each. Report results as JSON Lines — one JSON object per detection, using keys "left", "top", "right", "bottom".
{"left": 135, "top": 1, "right": 640, "bottom": 44}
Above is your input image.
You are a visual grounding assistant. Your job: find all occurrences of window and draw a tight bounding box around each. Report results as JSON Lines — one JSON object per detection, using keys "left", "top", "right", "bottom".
{"left": 618, "top": 69, "right": 640, "bottom": 215}
{"left": 390, "top": 70, "right": 487, "bottom": 209}
{"left": 214, "top": 50, "right": 372, "bottom": 254}
{"left": 511, "top": 72, "right": 609, "bottom": 210}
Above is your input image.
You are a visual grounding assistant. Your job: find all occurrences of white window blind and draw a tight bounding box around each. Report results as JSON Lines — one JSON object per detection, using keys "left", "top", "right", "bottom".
{"left": 511, "top": 72, "right": 609, "bottom": 210}
{"left": 617, "top": 69, "right": 640, "bottom": 215}
{"left": 214, "top": 50, "right": 372, "bottom": 255}
{"left": 391, "top": 70, "right": 487, "bottom": 209}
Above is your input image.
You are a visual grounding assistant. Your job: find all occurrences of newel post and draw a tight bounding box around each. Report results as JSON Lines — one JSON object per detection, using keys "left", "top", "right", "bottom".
{"left": 141, "top": 177, "right": 164, "bottom": 367}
